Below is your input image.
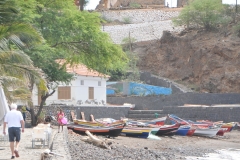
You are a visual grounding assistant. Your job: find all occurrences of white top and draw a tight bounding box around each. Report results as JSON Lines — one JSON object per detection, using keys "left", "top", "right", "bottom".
{"left": 4, "top": 110, "right": 23, "bottom": 128}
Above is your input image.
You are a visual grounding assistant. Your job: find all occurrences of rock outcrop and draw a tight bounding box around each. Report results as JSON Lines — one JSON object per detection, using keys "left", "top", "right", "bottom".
{"left": 135, "top": 30, "right": 240, "bottom": 93}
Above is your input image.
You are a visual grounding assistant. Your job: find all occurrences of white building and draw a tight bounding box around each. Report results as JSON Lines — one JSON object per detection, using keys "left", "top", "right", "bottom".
{"left": 32, "top": 60, "right": 109, "bottom": 106}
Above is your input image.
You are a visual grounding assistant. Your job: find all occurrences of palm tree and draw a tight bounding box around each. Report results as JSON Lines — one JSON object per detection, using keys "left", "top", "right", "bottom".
{"left": 0, "top": 0, "right": 45, "bottom": 105}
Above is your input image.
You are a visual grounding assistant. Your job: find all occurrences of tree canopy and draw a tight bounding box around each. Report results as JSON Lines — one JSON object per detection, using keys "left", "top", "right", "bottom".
{"left": 12, "top": 0, "right": 127, "bottom": 75}
{"left": 0, "top": 0, "right": 128, "bottom": 124}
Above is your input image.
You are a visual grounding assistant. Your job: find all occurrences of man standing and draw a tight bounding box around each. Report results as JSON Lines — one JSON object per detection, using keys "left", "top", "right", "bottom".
{"left": 3, "top": 103, "right": 24, "bottom": 159}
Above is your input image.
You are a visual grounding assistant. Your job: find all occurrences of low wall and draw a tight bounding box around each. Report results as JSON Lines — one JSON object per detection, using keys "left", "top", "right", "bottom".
{"left": 163, "top": 106, "right": 240, "bottom": 122}
{"left": 107, "top": 93, "right": 240, "bottom": 110}
{"left": 140, "top": 72, "right": 193, "bottom": 94}
{"left": 75, "top": 106, "right": 130, "bottom": 121}
{"left": 29, "top": 105, "right": 130, "bottom": 123}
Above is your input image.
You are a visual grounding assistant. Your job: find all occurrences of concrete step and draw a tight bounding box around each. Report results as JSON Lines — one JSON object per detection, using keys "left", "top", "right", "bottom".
{"left": 128, "top": 110, "right": 163, "bottom": 114}
{"left": 128, "top": 113, "right": 167, "bottom": 119}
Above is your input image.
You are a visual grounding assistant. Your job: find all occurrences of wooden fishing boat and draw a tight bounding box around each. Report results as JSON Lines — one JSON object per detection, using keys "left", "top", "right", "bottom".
{"left": 121, "top": 128, "right": 151, "bottom": 138}
{"left": 176, "top": 125, "right": 190, "bottom": 136}
{"left": 193, "top": 126, "right": 220, "bottom": 137}
{"left": 196, "top": 120, "right": 236, "bottom": 132}
{"left": 221, "top": 122, "right": 236, "bottom": 132}
{"left": 145, "top": 117, "right": 167, "bottom": 126}
{"left": 73, "top": 119, "right": 126, "bottom": 128}
{"left": 67, "top": 123, "right": 124, "bottom": 137}
{"left": 186, "top": 127, "right": 196, "bottom": 136}
{"left": 156, "top": 123, "right": 180, "bottom": 136}
{"left": 150, "top": 127, "right": 160, "bottom": 135}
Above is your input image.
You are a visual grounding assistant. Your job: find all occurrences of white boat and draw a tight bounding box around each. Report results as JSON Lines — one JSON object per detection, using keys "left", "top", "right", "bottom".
{"left": 193, "top": 126, "right": 220, "bottom": 137}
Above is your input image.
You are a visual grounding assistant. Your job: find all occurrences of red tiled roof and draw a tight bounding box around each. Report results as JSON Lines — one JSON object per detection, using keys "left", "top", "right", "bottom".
{"left": 55, "top": 59, "right": 110, "bottom": 78}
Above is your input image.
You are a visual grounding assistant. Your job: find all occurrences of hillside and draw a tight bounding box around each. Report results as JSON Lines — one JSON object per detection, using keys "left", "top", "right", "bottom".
{"left": 133, "top": 29, "right": 240, "bottom": 93}
{"left": 98, "top": 5, "right": 240, "bottom": 93}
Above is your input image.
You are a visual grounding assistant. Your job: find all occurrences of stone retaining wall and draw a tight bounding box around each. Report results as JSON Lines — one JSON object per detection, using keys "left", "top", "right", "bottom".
{"left": 107, "top": 93, "right": 240, "bottom": 110}
{"left": 100, "top": 9, "right": 182, "bottom": 44}
{"left": 101, "top": 10, "right": 179, "bottom": 23}
{"left": 103, "top": 20, "right": 181, "bottom": 44}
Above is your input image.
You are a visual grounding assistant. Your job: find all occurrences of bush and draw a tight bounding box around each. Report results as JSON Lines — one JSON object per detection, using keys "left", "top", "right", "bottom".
{"left": 129, "top": 2, "right": 141, "bottom": 8}
{"left": 173, "top": 0, "right": 226, "bottom": 30}
{"left": 123, "top": 17, "right": 132, "bottom": 24}
{"left": 233, "top": 22, "right": 240, "bottom": 37}
{"left": 101, "top": 15, "right": 112, "bottom": 23}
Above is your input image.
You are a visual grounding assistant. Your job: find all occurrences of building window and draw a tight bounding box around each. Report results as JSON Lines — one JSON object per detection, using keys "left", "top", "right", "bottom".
{"left": 81, "top": 80, "right": 84, "bottom": 85}
{"left": 98, "top": 81, "right": 101, "bottom": 86}
{"left": 58, "top": 86, "right": 71, "bottom": 99}
{"left": 89, "top": 87, "right": 94, "bottom": 99}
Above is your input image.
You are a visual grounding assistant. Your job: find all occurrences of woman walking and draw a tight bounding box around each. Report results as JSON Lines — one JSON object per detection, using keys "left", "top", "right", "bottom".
{"left": 57, "top": 109, "right": 64, "bottom": 133}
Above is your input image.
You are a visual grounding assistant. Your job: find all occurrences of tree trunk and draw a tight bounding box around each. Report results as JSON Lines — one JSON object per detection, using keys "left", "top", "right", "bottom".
{"left": 80, "top": 0, "right": 84, "bottom": 11}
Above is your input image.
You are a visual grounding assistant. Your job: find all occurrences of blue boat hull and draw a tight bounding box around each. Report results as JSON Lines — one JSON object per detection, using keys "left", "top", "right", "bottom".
{"left": 176, "top": 127, "right": 190, "bottom": 136}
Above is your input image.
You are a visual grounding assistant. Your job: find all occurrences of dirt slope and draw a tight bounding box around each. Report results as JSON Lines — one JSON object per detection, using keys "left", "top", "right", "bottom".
{"left": 134, "top": 29, "right": 240, "bottom": 93}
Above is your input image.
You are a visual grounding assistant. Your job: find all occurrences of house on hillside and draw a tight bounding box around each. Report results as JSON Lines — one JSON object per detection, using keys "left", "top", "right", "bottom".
{"left": 32, "top": 60, "right": 109, "bottom": 106}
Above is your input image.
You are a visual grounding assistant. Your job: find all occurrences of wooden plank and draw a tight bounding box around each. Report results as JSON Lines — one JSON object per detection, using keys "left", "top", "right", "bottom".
{"left": 81, "top": 112, "right": 85, "bottom": 120}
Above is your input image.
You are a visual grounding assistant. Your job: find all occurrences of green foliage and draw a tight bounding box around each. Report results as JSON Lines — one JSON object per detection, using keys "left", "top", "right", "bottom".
{"left": 129, "top": 2, "right": 141, "bottom": 8}
{"left": 0, "top": 0, "right": 45, "bottom": 102}
{"left": 123, "top": 17, "right": 132, "bottom": 24}
{"left": 233, "top": 22, "right": 240, "bottom": 37}
{"left": 173, "top": 0, "right": 225, "bottom": 30}
{"left": 12, "top": 0, "right": 128, "bottom": 80}
{"left": 125, "top": 51, "right": 140, "bottom": 81}
{"left": 122, "top": 36, "right": 136, "bottom": 51}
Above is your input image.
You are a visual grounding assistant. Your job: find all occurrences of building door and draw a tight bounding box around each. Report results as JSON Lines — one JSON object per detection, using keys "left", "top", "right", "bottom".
{"left": 89, "top": 87, "right": 94, "bottom": 99}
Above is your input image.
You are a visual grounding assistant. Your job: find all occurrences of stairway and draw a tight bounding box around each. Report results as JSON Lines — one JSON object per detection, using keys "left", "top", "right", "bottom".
{"left": 127, "top": 110, "right": 167, "bottom": 120}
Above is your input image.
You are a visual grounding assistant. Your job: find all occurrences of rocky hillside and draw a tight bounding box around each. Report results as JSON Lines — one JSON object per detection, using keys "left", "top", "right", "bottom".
{"left": 97, "top": 4, "right": 240, "bottom": 93}
{"left": 134, "top": 29, "right": 240, "bottom": 93}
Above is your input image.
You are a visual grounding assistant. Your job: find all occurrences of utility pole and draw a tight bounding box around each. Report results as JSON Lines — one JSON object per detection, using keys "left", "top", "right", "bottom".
{"left": 236, "top": 0, "right": 238, "bottom": 13}
{"left": 129, "top": 31, "right": 132, "bottom": 52}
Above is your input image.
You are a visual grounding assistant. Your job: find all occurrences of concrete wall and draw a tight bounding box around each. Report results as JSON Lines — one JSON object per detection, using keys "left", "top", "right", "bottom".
{"left": 140, "top": 72, "right": 192, "bottom": 94}
{"left": 29, "top": 105, "right": 130, "bottom": 123}
{"left": 75, "top": 106, "right": 130, "bottom": 121}
{"left": 107, "top": 93, "right": 240, "bottom": 110}
{"left": 162, "top": 106, "right": 240, "bottom": 122}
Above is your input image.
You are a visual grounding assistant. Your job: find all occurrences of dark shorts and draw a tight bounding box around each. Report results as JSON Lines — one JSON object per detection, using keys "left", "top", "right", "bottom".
{"left": 8, "top": 127, "right": 21, "bottom": 142}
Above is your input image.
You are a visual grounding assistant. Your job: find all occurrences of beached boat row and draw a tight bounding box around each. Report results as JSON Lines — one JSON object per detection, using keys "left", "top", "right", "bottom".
{"left": 67, "top": 114, "right": 238, "bottom": 139}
